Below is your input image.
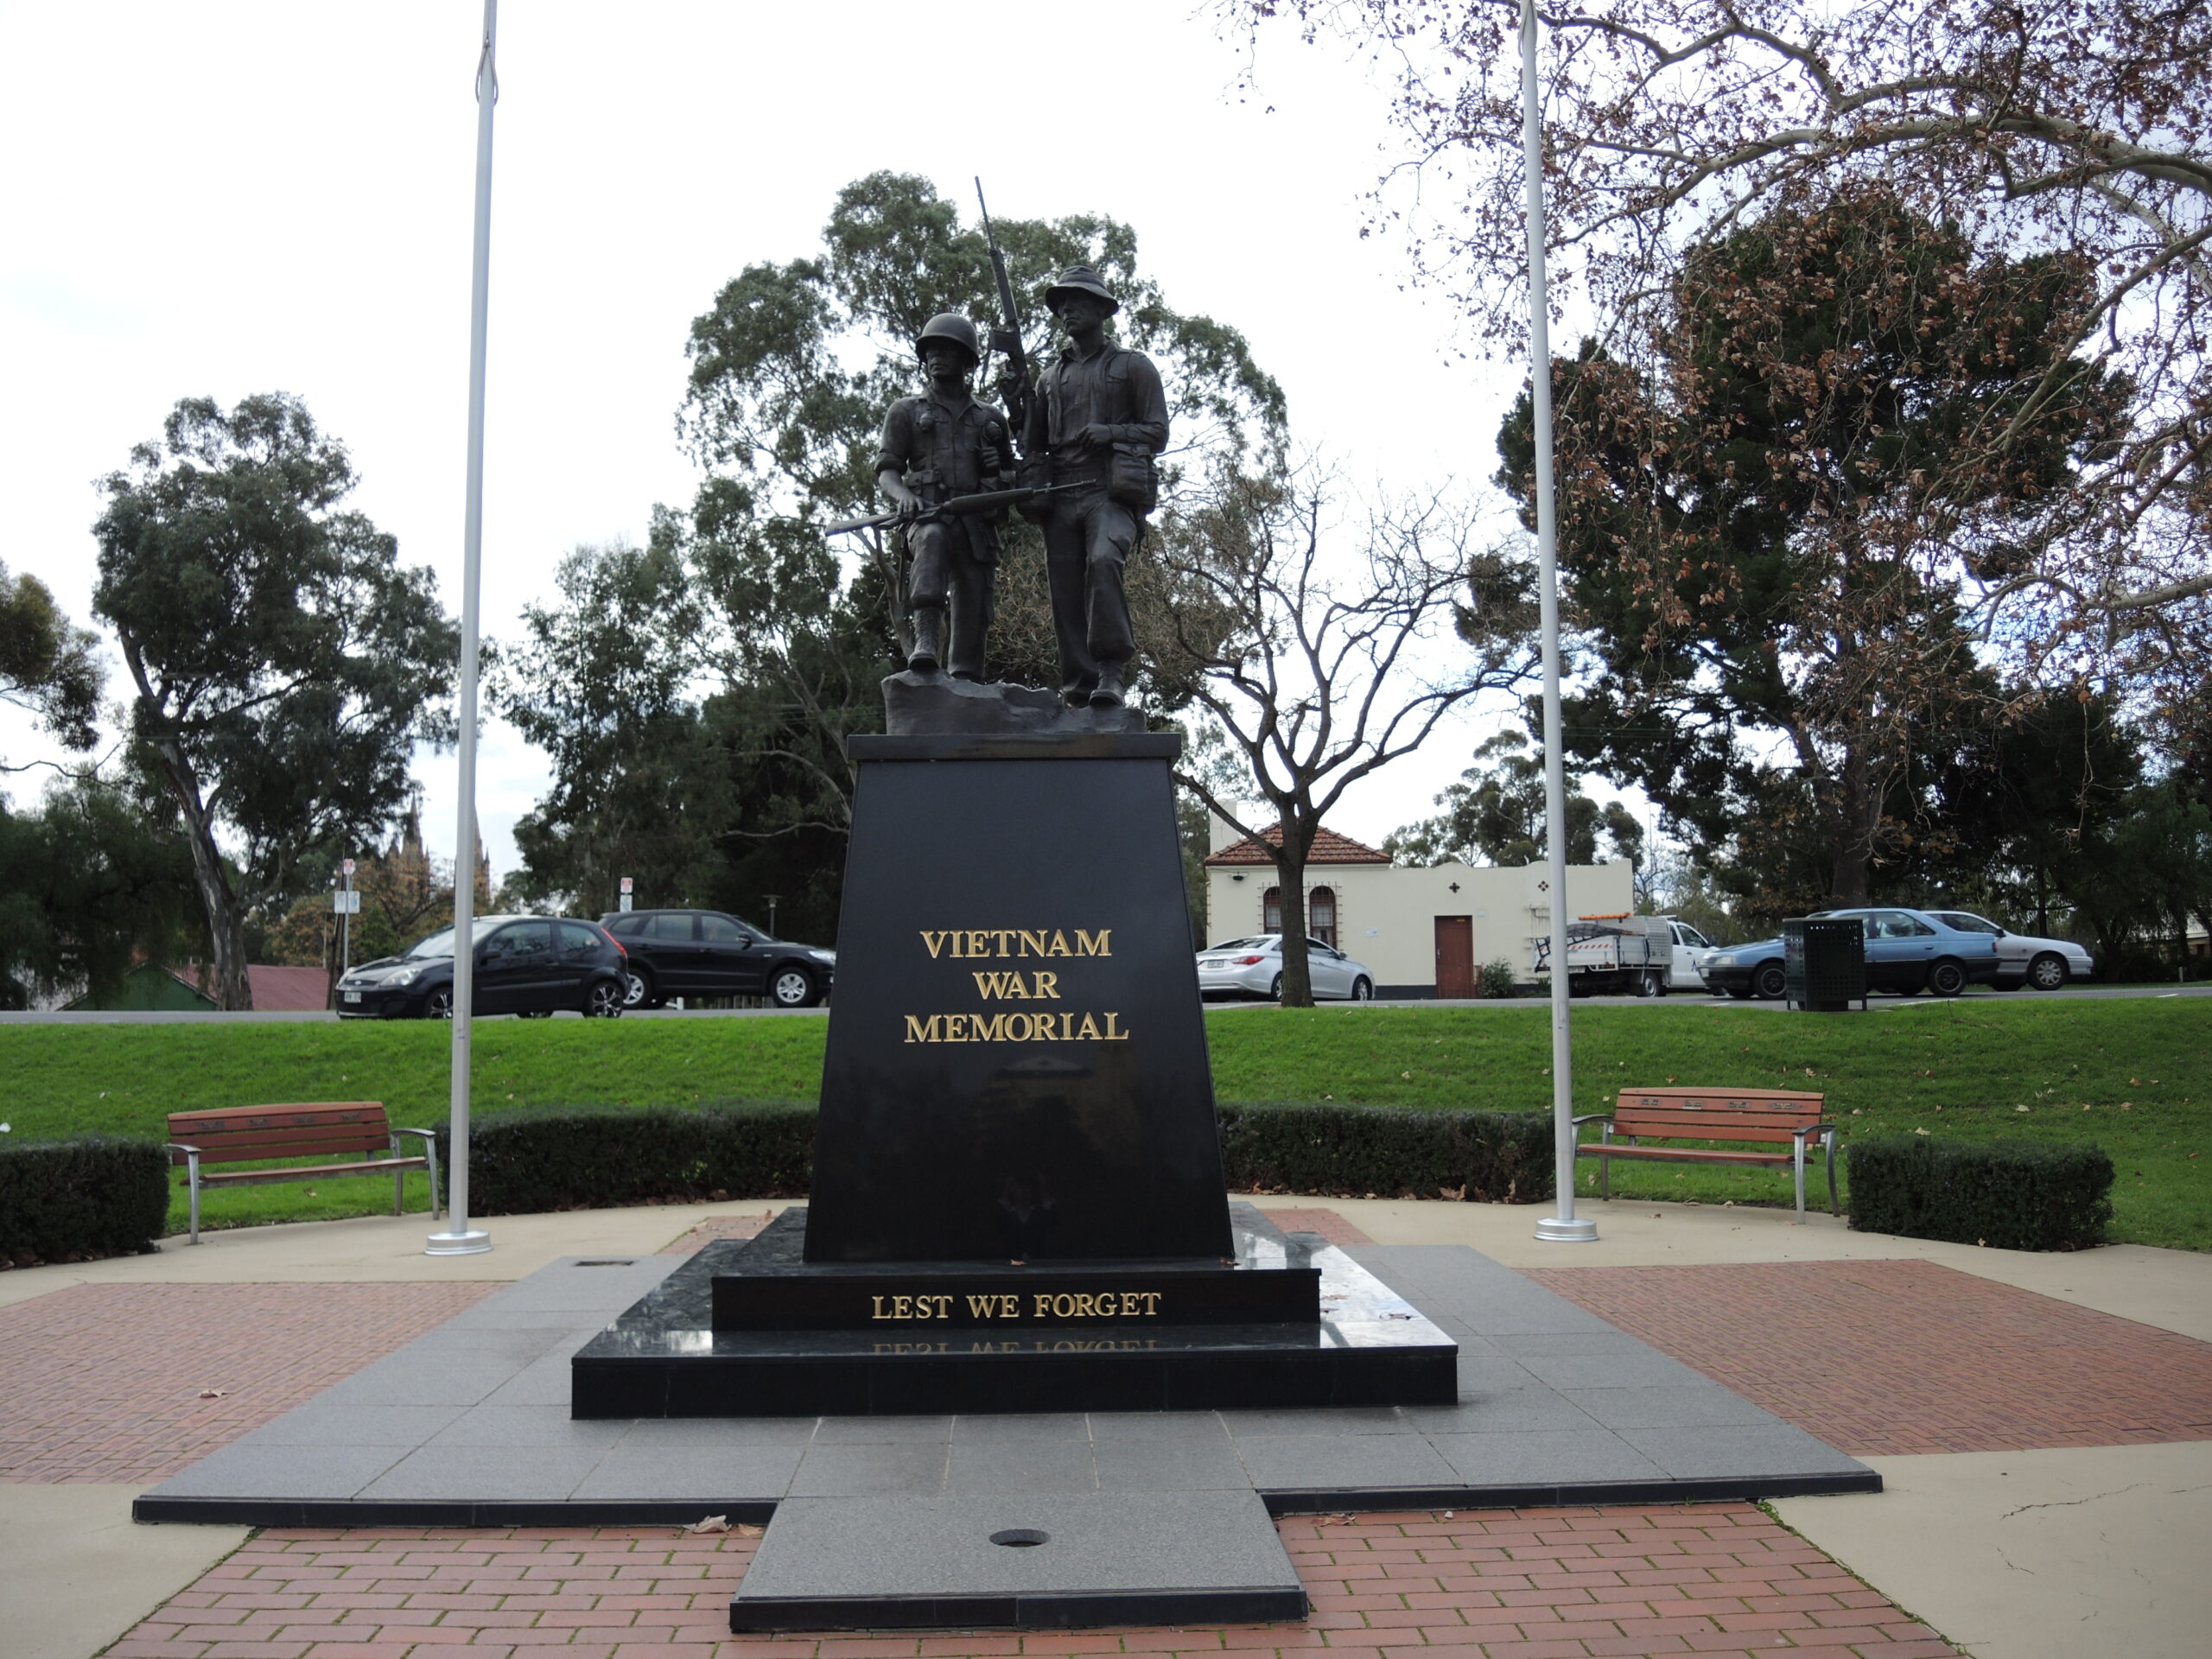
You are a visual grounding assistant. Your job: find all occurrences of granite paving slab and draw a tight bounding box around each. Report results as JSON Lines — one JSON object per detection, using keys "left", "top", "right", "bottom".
{"left": 134, "top": 1236, "right": 1878, "bottom": 1526}
{"left": 728, "top": 1491, "right": 1305, "bottom": 1629}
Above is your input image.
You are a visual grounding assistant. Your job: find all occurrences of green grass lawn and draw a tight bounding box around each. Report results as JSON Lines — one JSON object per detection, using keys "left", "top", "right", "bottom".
{"left": 3, "top": 998, "right": 2204, "bottom": 1247}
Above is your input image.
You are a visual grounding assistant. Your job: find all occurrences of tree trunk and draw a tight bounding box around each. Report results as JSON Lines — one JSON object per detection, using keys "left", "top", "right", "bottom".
{"left": 1273, "top": 842, "right": 1313, "bottom": 1007}
{"left": 1829, "top": 738, "right": 1875, "bottom": 907}
{"left": 154, "top": 740, "right": 253, "bottom": 1010}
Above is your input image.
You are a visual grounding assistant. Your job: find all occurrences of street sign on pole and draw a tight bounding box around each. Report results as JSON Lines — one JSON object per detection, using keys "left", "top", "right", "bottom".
{"left": 342, "top": 858, "right": 356, "bottom": 877}
{"left": 620, "top": 876, "right": 633, "bottom": 912}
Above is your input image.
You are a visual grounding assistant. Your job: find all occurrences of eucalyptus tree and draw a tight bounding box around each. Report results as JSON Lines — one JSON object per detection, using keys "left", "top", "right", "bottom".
{"left": 92, "top": 394, "right": 456, "bottom": 1008}
{"left": 1, "top": 560, "right": 102, "bottom": 766}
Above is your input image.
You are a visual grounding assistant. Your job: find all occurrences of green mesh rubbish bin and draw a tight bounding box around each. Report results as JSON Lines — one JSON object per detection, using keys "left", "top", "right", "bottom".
{"left": 1784, "top": 918, "right": 1866, "bottom": 1012}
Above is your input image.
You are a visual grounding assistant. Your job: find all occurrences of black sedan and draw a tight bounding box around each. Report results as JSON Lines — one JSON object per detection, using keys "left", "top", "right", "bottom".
{"left": 598, "top": 908, "right": 836, "bottom": 1009}
{"left": 336, "top": 915, "right": 630, "bottom": 1019}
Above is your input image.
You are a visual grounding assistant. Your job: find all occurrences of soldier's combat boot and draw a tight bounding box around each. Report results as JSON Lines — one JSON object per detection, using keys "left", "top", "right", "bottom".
{"left": 908, "top": 608, "right": 943, "bottom": 675}
{"left": 1090, "top": 666, "right": 1125, "bottom": 709}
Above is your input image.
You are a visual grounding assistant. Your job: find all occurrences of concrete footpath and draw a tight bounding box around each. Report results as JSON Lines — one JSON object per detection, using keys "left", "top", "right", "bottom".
{"left": 2, "top": 1194, "right": 2207, "bottom": 1659}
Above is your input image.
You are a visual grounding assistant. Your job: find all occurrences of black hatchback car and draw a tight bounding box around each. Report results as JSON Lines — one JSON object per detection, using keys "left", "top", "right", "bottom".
{"left": 597, "top": 908, "right": 836, "bottom": 1009}
{"left": 336, "top": 915, "right": 629, "bottom": 1019}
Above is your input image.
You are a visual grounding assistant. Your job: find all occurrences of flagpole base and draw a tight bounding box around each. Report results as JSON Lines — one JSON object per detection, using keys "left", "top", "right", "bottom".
{"left": 1534, "top": 1215, "right": 1599, "bottom": 1243}
{"left": 426, "top": 1229, "right": 493, "bottom": 1256}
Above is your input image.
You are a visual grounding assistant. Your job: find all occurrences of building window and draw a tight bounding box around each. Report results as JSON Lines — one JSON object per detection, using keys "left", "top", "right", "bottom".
{"left": 1262, "top": 886, "right": 1282, "bottom": 933}
{"left": 1309, "top": 886, "right": 1337, "bottom": 947}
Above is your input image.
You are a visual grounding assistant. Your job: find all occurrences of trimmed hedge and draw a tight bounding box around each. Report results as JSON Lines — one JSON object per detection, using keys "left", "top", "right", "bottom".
{"left": 428, "top": 1099, "right": 1558, "bottom": 1217}
{"left": 0, "top": 1135, "right": 171, "bottom": 1267}
{"left": 1219, "top": 1103, "right": 1554, "bottom": 1204}
{"left": 435, "top": 1102, "right": 817, "bottom": 1217}
{"left": 1847, "top": 1135, "right": 2113, "bottom": 1251}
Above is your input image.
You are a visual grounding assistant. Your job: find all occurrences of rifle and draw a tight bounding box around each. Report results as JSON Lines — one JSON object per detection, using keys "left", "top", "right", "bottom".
{"left": 823, "top": 482, "right": 1068, "bottom": 538}
{"left": 975, "top": 177, "right": 1030, "bottom": 422}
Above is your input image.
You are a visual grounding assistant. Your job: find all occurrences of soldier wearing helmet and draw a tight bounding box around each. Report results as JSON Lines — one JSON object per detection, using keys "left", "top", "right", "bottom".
{"left": 999, "top": 264, "right": 1169, "bottom": 709}
{"left": 874, "top": 312, "right": 1018, "bottom": 679}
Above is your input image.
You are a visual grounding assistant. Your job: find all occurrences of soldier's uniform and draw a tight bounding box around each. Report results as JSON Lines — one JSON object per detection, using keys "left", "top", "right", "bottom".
{"left": 1012, "top": 266, "right": 1169, "bottom": 706}
{"left": 875, "top": 378, "right": 1016, "bottom": 682}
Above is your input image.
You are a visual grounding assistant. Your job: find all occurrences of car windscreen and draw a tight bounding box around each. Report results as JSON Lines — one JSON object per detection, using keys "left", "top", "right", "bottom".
{"left": 1207, "top": 938, "right": 1275, "bottom": 951}
{"left": 405, "top": 919, "right": 501, "bottom": 959}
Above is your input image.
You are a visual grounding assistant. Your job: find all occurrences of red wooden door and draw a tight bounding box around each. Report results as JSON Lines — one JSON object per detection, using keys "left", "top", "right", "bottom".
{"left": 1434, "top": 915, "right": 1475, "bottom": 998}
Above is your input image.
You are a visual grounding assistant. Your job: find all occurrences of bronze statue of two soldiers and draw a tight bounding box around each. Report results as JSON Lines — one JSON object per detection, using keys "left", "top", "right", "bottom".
{"left": 871, "top": 265, "right": 1168, "bottom": 709}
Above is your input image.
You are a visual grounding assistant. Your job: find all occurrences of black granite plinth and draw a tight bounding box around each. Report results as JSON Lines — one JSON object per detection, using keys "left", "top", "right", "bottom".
{"left": 715, "top": 1211, "right": 1318, "bottom": 1331}
{"left": 805, "top": 733, "right": 1232, "bottom": 1264}
{"left": 572, "top": 1206, "right": 1457, "bottom": 1419}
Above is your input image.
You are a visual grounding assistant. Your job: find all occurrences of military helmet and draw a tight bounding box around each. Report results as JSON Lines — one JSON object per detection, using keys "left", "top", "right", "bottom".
{"left": 914, "top": 312, "right": 981, "bottom": 364}
{"left": 1045, "top": 264, "right": 1120, "bottom": 316}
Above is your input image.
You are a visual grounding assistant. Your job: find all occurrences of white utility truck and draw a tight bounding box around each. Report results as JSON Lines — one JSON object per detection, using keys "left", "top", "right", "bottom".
{"left": 1529, "top": 915, "right": 1675, "bottom": 998}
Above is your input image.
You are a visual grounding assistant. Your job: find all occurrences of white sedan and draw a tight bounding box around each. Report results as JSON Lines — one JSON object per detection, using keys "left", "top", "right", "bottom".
{"left": 1196, "top": 935, "right": 1376, "bottom": 1001}
{"left": 1923, "top": 911, "right": 2095, "bottom": 990}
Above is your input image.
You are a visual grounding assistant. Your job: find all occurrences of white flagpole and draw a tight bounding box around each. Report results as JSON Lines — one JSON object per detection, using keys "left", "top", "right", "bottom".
{"left": 429, "top": 0, "right": 500, "bottom": 1256}
{"left": 1523, "top": 0, "right": 1598, "bottom": 1244}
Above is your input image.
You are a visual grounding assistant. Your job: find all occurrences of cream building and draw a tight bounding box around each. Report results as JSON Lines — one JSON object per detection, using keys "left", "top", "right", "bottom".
{"left": 1201, "top": 817, "right": 1635, "bottom": 997}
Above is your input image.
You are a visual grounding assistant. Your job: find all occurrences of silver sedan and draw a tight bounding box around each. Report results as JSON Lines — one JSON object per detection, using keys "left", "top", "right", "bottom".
{"left": 1196, "top": 935, "right": 1376, "bottom": 1001}
{"left": 1924, "top": 911, "right": 2096, "bottom": 990}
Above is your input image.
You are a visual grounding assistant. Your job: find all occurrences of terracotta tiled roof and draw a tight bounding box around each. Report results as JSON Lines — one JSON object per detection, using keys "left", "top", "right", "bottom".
{"left": 1203, "top": 823, "right": 1391, "bottom": 868}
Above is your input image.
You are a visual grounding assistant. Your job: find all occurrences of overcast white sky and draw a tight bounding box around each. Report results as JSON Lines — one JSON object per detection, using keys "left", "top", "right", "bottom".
{"left": 1, "top": 1, "right": 1634, "bottom": 886}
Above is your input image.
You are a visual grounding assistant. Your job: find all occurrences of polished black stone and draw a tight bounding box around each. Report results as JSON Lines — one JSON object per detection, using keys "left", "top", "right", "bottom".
{"left": 881, "top": 672, "right": 1147, "bottom": 738}
{"left": 714, "top": 1211, "right": 1318, "bottom": 1331}
{"left": 804, "top": 735, "right": 1232, "bottom": 1264}
{"left": 571, "top": 1206, "right": 1458, "bottom": 1419}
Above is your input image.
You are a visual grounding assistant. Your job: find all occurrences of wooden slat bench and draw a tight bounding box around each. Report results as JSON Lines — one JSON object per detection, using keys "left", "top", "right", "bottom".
{"left": 1572, "top": 1088, "right": 1839, "bottom": 1221}
{"left": 166, "top": 1103, "right": 443, "bottom": 1244}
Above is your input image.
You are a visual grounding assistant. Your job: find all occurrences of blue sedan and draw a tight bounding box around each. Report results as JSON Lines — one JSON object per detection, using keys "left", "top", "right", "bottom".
{"left": 1699, "top": 907, "right": 2002, "bottom": 1000}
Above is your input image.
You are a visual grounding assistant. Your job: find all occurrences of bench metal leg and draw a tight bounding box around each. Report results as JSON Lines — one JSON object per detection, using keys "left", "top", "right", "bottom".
{"left": 1793, "top": 1135, "right": 1807, "bottom": 1222}
{"left": 186, "top": 1152, "right": 200, "bottom": 1244}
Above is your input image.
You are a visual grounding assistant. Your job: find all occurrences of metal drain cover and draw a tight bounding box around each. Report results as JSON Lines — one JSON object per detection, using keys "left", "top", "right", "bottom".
{"left": 729, "top": 1491, "right": 1304, "bottom": 1630}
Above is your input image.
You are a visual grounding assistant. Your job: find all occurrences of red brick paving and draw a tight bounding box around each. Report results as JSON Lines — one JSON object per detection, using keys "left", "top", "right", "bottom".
{"left": 1528, "top": 1257, "right": 2212, "bottom": 1455}
{"left": 104, "top": 1507, "right": 1960, "bottom": 1657}
{"left": 0, "top": 1281, "right": 497, "bottom": 1483}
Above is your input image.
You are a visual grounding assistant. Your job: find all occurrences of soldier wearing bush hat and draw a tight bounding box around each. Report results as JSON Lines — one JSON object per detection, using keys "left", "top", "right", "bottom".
{"left": 1001, "top": 265, "right": 1168, "bottom": 709}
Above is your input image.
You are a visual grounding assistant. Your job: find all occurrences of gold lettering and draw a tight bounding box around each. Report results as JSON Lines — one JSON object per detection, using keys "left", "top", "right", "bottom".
{"left": 976, "top": 1013, "right": 1008, "bottom": 1041}
{"left": 1010, "top": 1013, "right": 1038, "bottom": 1040}
{"left": 1034, "top": 971, "right": 1059, "bottom": 1000}
{"left": 1076, "top": 930, "right": 1111, "bottom": 957}
{"left": 1017, "top": 929, "right": 1046, "bottom": 957}
{"left": 1103, "top": 1012, "right": 1128, "bottom": 1041}
{"left": 971, "top": 970, "right": 1006, "bottom": 999}
{"left": 1052, "top": 1293, "right": 1077, "bottom": 1319}
{"left": 1077, "top": 1013, "right": 1101, "bottom": 1041}
{"left": 1048, "top": 931, "right": 1072, "bottom": 957}
{"left": 1033, "top": 1293, "right": 1052, "bottom": 1318}
{"left": 1029, "top": 1014, "right": 1058, "bottom": 1042}
{"left": 966, "top": 931, "right": 991, "bottom": 957}
{"left": 892, "top": 1294, "right": 913, "bottom": 1319}
{"left": 903, "top": 1014, "right": 943, "bottom": 1045}
{"left": 991, "top": 929, "right": 1014, "bottom": 954}
{"left": 1000, "top": 1294, "right": 1018, "bottom": 1317}
{"left": 871, "top": 1295, "right": 891, "bottom": 1320}
{"left": 966, "top": 1294, "right": 999, "bottom": 1318}
{"left": 919, "top": 931, "right": 950, "bottom": 959}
